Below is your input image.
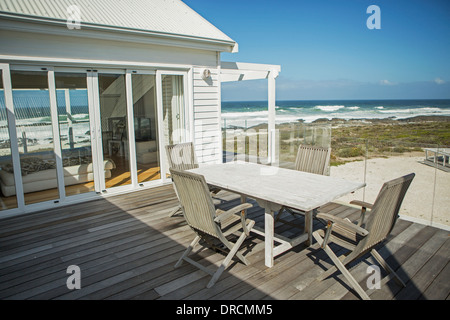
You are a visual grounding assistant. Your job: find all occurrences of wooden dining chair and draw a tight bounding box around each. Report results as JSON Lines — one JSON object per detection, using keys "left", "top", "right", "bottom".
{"left": 312, "top": 173, "right": 415, "bottom": 300}
{"left": 166, "top": 142, "right": 221, "bottom": 217}
{"left": 275, "top": 144, "right": 331, "bottom": 225}
{"left": 170, "top": 168, "right": 255, "bottom": 288}
{"left": 294, "top": 144, "right": 331, "bottom": 176}
{"left": 166, "top": 142, "right": 199, "bottom": 171}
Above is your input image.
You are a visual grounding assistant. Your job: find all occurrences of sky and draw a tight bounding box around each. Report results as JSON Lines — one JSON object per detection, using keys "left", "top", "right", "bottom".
{"left": 183, "top": 0, "right": 450, "bottom": 101}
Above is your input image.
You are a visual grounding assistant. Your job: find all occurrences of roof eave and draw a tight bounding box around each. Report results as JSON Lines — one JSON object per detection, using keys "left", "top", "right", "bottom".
{"left": 0, "top": 12, "right": 238, "bottom": 53}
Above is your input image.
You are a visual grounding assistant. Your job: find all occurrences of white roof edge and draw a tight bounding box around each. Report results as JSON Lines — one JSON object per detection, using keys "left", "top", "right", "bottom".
{"left": 221, "top": 61, "right": 281, "bottom": 72}
{"left": 0, "top": 12, "right": 238, "bottom": 52}
{"left": 220, "top": 61, "right": 281, "bottom": 82}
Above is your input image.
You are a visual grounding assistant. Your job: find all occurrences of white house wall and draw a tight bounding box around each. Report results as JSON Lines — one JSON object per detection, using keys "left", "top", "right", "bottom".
{"left": 0, "top": 27, "right": 223, "bottom": 164}
{"left": 192, "top": 67, "right": 221, "bottom": 164}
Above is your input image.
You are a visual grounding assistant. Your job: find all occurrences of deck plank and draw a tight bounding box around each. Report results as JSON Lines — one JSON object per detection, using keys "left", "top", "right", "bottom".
{"left": 0, "top": 185, "right": 448, "bottom": 300}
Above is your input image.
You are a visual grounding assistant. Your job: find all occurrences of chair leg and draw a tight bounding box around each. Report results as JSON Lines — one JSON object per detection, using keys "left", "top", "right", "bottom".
{"left": 168, "top": 204, "right": 182, "bottom": 217}
{"left": 175, "top": 235, "right": 200, "bottom": 268}
{"left": 207, "top": 230, "right": 249, "bottom": 288}
{"left": 371, "top": 249, "right": 406, "bottom": 287}
{"left": 274, "top": 207, "right": 285, "bottom": 224}
{"left": 313, "top": 231, "right": 370, "bottom": 300}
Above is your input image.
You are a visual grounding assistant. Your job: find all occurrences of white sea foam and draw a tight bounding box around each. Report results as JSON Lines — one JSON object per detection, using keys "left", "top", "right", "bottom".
{"left": 222, "top": 110, "right": 268, "bottom": 118}
{"left": 378, "top": 107, "right": 443, "bottom": 114}
{"left": 315, "top": 105, "right": 345, "bottom": 112}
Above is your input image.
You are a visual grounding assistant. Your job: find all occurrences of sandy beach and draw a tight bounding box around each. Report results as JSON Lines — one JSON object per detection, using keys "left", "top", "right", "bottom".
{"left": 330, "top": 153, "right": 450, "bottom": 229}
{"left": 242, "top": 116, "right": 450, "bottom": 229}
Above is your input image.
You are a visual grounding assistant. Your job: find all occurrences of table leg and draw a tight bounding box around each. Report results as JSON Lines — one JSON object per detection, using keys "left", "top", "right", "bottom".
{"left": 265, "top": 208, "right": 274, "bottom": 268}
{"left": 304, "top": 210, "right": 314, "bottom": 246}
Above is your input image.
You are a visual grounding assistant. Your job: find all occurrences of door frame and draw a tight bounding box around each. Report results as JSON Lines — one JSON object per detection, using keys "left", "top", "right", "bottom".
{"left": 7, "top": 64, "right": 66, "bottom": 209}
{"left": 0, "top": 62, "right": 193, "bottom": 218}
{"left": 156, "top": 69, "right": 192, "bottom": 184}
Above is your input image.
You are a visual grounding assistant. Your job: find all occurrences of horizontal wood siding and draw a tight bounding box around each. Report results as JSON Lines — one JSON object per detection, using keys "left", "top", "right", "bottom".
{"left": 192, "top": 67, "right": 221, "bottom": 164}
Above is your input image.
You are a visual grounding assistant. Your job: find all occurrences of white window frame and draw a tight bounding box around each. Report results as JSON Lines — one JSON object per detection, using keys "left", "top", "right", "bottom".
{"left": 156, "top": 69, "right": 192, "bottom": 183}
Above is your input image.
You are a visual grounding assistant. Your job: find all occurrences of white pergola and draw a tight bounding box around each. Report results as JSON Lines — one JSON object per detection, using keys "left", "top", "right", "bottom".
{"left": 220, "top": 61, "right": 281, "bottom": 163}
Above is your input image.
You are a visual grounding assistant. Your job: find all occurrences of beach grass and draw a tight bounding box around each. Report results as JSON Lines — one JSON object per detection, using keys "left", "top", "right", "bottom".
{"left": 222, "top": 116, "right": 450, "bottom": 166}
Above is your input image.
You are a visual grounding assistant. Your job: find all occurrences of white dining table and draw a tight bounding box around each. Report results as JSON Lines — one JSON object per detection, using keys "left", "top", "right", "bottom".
{"left": 188, "top": 161, "right": 366, "bottom": 268}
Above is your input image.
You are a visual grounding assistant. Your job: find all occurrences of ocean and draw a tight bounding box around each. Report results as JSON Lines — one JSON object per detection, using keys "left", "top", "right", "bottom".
{"left": 1, "top": 94, "right": 450, "bottom": 147}
{"left": 221, "top": 99, "right": 450, "bottom": 128}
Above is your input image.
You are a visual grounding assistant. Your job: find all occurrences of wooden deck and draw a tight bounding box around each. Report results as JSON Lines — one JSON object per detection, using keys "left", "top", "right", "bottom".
{"left": 0, "top": 184, "right": 449, "bottom": 300}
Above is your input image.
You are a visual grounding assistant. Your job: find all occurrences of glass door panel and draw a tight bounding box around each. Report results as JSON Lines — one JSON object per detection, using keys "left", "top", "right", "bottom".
{"left": 10, "top": 71, "right": 59, "bottom": 205}
{"left": 55, "top": 72, "right": 95, "bottom": 196}
{"left": 0, "top": 70, "right": 18, "bottom": 210}
{"left": 160, "top": 74, "right": 187, "bottom": 178}
{"left": 98, "top": 73, "right": 131, "bottom": 189}
{"left": 132, "top": 74, "right": 161, "bottom": 184}
{"left": 161, "top": 74, "right": 186, "bottom": 146}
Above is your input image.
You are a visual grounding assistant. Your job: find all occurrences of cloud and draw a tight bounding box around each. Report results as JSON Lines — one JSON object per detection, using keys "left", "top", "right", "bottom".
{"left": 379, "top": 79, "right": 397, "bottom": 86}
{"left": 434, "top": 77, "right": 445, "bottom": 85}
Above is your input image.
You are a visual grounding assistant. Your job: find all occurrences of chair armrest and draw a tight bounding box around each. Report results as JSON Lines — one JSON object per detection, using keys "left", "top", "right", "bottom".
{"left": 350, "top": 200, "right": 373, "bottom": 210}
{"left": 316, "top": 213, "right": 369, "bottom": 236}
{"left": 349, "top": 200, "right": 373, "bottom": 226}
{"left": 214, "top": 203, "right": 253, "bottom": 223}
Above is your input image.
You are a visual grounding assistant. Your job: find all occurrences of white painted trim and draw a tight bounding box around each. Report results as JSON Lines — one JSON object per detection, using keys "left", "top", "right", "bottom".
{"left": 47, "top": 68, "right": 66, "bottom": 202}
{"left": 0, "top": 178, "right": 173, "bottom": 221}
{"left": 0, "top": 63, "right": 25, "bottom": 210}
{"left": 187, "top": 68, "right": 195, "bottom": 144}
{"left": 155, "top": 70, "right": 190, "bottom": 182}
{"left": 220, "top": 71, "right": 270, "bottom": 82}
{"left": 216, "top": 52, "right": 223, "bottom": 164}
{"left": 268, "top": 70, "right": 276, "bottom": 164}
{"left": 221, "top": 61, "right": 281, "bottom": 73}
{"left": 0, "top": 15, "right": 237, "bottom": 53}
{"left": 155, "top": 71, "right": 167, "bottom": 183}
{"left": 90, "top": 71, "right": 106, "bottom": 191}
{"left": 125, "top": 71, "right": 138, "bottom": 188}
{"left": 86, "top": 71, "right": 102, "bottom": 193}
{"left": 0, "top": 55, "right": 193, "bottom": 72}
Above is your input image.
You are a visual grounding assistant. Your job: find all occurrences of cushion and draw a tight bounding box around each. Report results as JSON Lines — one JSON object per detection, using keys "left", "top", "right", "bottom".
{"left": 136, "top": 141, "right": 157, "bottom": 154}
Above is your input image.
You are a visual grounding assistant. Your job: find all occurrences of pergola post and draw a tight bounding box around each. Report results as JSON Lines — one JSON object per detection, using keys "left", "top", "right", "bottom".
{"left": 268, "top": 69, "right": 278, "bottom": 164}
{"left": 220, "top": 62, "right": 281, "bottom": 165}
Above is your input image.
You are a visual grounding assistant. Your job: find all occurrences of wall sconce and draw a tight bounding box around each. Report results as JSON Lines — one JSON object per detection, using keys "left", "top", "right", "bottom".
{"left": 202, "top": 68, "right": 211, "bottom": 80}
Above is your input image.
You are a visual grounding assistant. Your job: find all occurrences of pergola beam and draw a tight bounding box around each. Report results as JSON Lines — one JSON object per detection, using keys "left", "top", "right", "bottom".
{"left": 220, "top": 61, "right": 281, "bottom": 164}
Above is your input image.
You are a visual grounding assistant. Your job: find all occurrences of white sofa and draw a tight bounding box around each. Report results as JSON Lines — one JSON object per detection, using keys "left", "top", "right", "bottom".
{"left": 135, "top": 140, "right": 159, "bottom": 164}
{"left": 0, "top": 160, "right": 115, "bottom": 197}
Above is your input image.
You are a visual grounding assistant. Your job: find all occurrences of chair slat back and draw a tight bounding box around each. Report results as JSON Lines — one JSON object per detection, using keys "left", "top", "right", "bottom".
{"left": 295, "top": 145, "right": 331, "bottom": 175}
{"left": 358, "top": 173, "right": 415, "bottom": 254}
{"left": 166, "top": 142, "right": 199, "bottom": 171}
{"left": 169, "top": 168, "right": 221, "bottom": 238}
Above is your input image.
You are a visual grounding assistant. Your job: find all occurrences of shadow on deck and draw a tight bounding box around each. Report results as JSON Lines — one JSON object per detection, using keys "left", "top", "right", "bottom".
{"left": 0, "top": 185, "right": 448, "bottom": 300}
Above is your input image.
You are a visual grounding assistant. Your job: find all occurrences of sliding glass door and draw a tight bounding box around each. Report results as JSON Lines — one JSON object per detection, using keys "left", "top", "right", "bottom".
{"left": 0, "top": 65, "right": 189, "bottom": 214}
{"left": 0, "top": 67, "right": 19, "bottom": 210}
{"left": 0, "top": 67, "right": 100, "bottom": 210}
{"left": 94, "top": 70, "right": 164, "bottom": 191}
{"left": 10, "top": 70, "right": 60, "bottom": 205}
{"left": 157, "top": 72, "right": 190, "bottom": 180}
{"left": 97, "top": 72, "right": 132, "bottom": 190}
{"left": 131, "top": 73, "right": 161, "bottom": 184}
{"left": 55, "top": 72, "right": 96, "bottom": 197}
